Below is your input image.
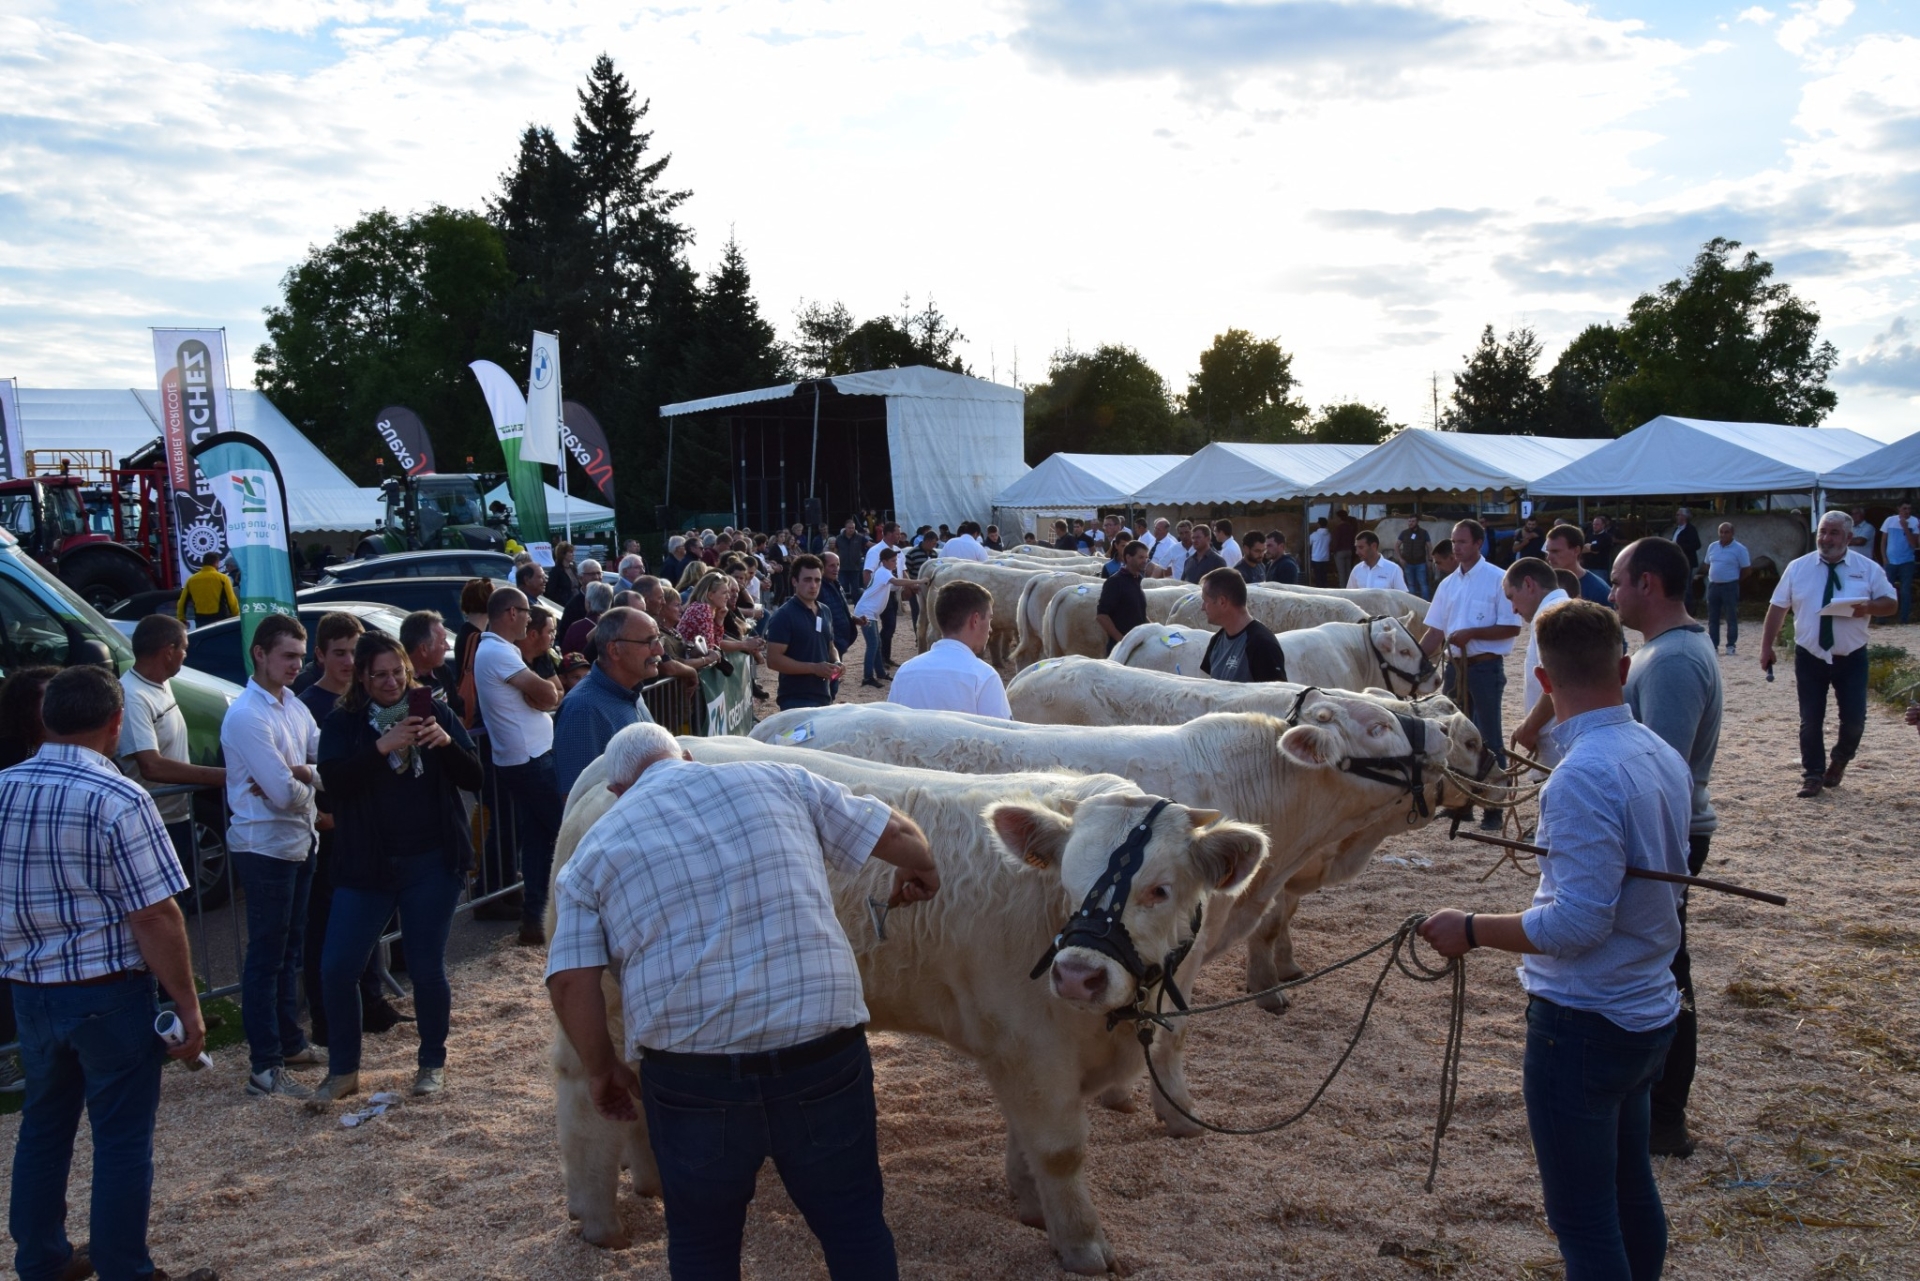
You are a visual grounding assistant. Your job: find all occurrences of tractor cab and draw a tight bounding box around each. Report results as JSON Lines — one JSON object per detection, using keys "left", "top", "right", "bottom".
{"left": 361, "top": 473, "right": 509, "bottom": 557}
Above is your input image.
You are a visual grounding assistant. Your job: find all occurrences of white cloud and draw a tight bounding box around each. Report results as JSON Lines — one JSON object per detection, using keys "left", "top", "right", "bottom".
{"left": 1738, "top": 7, "right": 1777, "bottom": 26}
{"left": 1777, "top": 0, "right": 1853, "bottom": 56}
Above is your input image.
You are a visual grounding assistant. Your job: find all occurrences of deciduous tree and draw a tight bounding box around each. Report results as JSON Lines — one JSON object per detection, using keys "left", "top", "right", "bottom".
{"left": 1442, "top": 325, "right": 1549, "bottom": 434}
{"left": 1182, "top": 329, "right": 1307, "bottom": 442}
{"left": 1311, "top": 401, "right": 1400, "bottom": 445}
{"left": 1023, "top": 345, "right": 1174, "bottom": 463}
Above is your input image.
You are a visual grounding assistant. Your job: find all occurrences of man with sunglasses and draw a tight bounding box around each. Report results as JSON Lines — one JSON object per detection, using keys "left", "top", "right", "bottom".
{"left": 554, "top": 606, "right": 661, "bottom": 796}
{"left": 474, "top": 586, "right": 564, "bottom": 946}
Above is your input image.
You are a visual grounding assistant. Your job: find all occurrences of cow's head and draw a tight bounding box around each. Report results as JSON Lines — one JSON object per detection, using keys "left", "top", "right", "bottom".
{"left": 1277, "top": 689, "right": 1448, "bottom": 770}
{"left": 1366, "top": 615, "right": 1442, "bottom": 697}
{"left": 1401, "top": 693, "right": 1502, "bottom": 813}
{"left": 989, "top": 794, "right": 1268, "bottom": 1015}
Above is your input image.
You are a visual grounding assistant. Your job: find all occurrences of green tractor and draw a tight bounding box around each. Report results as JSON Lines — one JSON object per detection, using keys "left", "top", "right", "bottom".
{"left": 356, "top": 473, "right": 512, "bottom": 559}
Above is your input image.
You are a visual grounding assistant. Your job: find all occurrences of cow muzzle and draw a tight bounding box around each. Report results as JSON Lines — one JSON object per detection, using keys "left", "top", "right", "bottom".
{"left": 1050, "top": 951, "right": 1125, "bottom": 1010}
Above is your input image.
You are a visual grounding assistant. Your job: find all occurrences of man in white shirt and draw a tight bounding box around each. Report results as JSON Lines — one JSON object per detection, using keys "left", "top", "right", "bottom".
{"left": 888, "top": 581, "right": 1011, "bottom": 717}
{"left": 219, "top": 612, "right": 326, "bottom": 1097}
{"left": 1701, "top": 522, "right": 1752, "bottom": 654}
{"left": 1762, "top": 509, "right": 1898, "bottom": 797}
{"left": 1419, "top": 519, "right": 1523, "bottom": 826}
{"left": 1504, "top": 558, "right": 1572, "bottom": 766}
{"left": 940, "top": 520, "right": 991, "bottom": 562}
{"left": 1308, "top": 518, "right": 1333, "bottom": 586}
{"left": 1878, "top": 501, "right": 1920, "bottom": 624}
{"left": 1213, "top": 518, "right": 1243, "bottom": 568}
{"left": 474, "top": 586, "right": 564, "bottom": 945}
{"left": 1140, "top": 517, "right": 1169, "bottom": 558}
{"left": 1347, "top": 531, "right": 1409, "bottom": 592}
{"left": 1150, "top": 519, "right": 1189, "bottom": 580}
{"left": 118, "top": 614, "right": 225, "bottom": 887}
{"left": 1851, "top": 507, "right": 1875, "bottom": 555}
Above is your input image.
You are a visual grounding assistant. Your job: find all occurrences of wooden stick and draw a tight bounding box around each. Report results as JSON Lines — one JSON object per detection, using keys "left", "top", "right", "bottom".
{"left": 1444, "top": 822, "right": 1788, "bottom": 908}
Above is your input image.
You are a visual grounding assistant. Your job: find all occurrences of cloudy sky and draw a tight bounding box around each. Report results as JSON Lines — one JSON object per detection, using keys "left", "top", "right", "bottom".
{"left": 4, "top": 0, "right": 1918, "bottom": 439}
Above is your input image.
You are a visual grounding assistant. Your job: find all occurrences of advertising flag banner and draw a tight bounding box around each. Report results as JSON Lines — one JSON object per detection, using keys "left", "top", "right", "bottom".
{"left": 151, "top": 329, "right": 237, "bottom": 583}
{"left": 0, "top": 378, "right": 23, "bottom": 481}
{"left": 374, "top": 405, "right": 436, "bottom": 475}
{"left": 467, "top": 360, "right": 550, "bottom": 543}
{"left": 561, "top": 400, "right": 616, "bottom": 507}
{"left": 522, "top": 332, "right": 563, "bottom": 466}
{"left": 191, "top": 432, "right": 297, "bottom": 678}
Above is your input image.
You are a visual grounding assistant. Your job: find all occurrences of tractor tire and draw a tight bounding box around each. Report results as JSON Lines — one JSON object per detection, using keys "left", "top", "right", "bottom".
{"left": 62, "top": 549, "right": 155, "bottom": 611}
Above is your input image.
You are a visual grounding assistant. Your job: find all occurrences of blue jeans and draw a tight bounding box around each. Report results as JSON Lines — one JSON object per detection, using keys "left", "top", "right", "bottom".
{"left": 1446, "top": 658, "right": 1508, "bottom": 772}
{"left": 1795, "top": 644, "right": 1868, "bottom": 780}
{"left": 236, "top": 848, "right": 316, "bottom": 1074}
{"left": 10, "top": 974, "right": 164, "bottom": 1281}
{"left": 1893, "top": 560, "right": 1915, "bottom": 624}
{"left": 878, "top": 597, "right": 899, "bottom": 672}
{"left": 322, "top": 853, "right": 463, "bottom": 1076}
{"left": 861, "top": 620, "right": 885, "bottom": 683}
{"left": 1524, "top": 997, "right": 1677, "bottom": 1281}
{"left": 1407, "top": 562, "right": 1430, "bottom": 599}
{"left": 496, "top": 752, "right": 563, "bottom": 928}
{"left": 1704, "top": 582, "right": 1740, "bottom": 650}
{"left": 641, "top": 1033, "right": 897, "bottom": 1281}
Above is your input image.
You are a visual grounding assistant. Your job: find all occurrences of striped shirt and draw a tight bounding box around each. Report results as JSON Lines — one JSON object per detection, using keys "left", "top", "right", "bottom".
{"left": 0, "top": 744, "right": 189, "bottom": 984}
{"left": 547, "top": 758, "right": 890, "bottom": 1056}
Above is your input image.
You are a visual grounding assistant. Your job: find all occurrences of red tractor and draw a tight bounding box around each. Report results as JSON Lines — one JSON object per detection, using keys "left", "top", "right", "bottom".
{"left": 0, "top": 451, "right": 175, "bottom": 609}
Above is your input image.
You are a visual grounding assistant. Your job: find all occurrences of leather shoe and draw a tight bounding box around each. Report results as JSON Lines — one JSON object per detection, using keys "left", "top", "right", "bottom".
{"left": 363, "top": 999, "right": 414, "bottom": 1034}
{"left": 1822, "top": 761, "right": 1847, "bottom": 789}
{"left": 58, "top": 1244, "right": 92, "bottom": 1281}
{"left": 1797, "top": 776, "right": 1823, "bottom": 798}
{"left": 153, "top": 1269, "right": 219, "bottom": 1281}
{"left": 1649, "top": 1118, "right": 1697, "bottom": 1158}
{"left": 516, "top": 923, "right": 546, "bottom": 947}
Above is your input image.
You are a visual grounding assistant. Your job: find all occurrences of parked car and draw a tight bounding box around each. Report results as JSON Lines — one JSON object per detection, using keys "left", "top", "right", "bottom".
{"left": 1, "top": 525, "right": 242, "bottom": 909}
{"left": 101, "top": 587, "right": 183, "bottom": 622}
{"left": 317, "top": 548, "right": 517, "bottom": 587}
{"left": 178, "top": 601, "right": 412, "bottom": 689}
{"left": 297, "top": 576, "right": 562, "bottom": 631}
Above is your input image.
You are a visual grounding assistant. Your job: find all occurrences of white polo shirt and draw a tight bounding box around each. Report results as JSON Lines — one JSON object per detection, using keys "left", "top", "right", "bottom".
{"left": 1151, "top": 536, "right": 1187, "bottom": 580}
{"left": 1522, "top": 588, "right": 1572, "bottom": 714}
{"left": 887, "top": 639, "right": 1011, "bottom": 718}
{"left": 1425, "top": 556, "right": 1522, "bottom": 657}
{"left": 941, "top": 533, "right": 990, "bottom": 562}
{"left": 1348, "top": 557, "right": 1408, "bottom": 592}
{"left": 1218, "top": 536, "right": 1243, "bottom": 568}
{"left": 1770, "top": 549, "right": 1894, "bottom": 662}
{"left": 1308, "top": 528, "right": 1331, "bottom": 563}
{"left": 473, "top": 631, "right": 556, "bottom": 765}
{"left": 119, "top": 669, "right": 192, "bottom": 825}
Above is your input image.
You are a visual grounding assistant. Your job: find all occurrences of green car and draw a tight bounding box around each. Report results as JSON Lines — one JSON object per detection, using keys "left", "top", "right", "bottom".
{"left": 0, "top": 525, "right": 240, "bottom": 906}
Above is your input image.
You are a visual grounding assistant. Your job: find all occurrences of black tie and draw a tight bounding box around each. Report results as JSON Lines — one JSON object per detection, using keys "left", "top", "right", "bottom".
{"left": 1819, "top": 561, "right": 1841, "bottom": 651}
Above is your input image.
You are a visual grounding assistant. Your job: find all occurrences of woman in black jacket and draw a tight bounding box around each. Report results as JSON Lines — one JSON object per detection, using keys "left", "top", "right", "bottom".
{"left": 313, "top": 633, "right": 482, "bottom": 1102}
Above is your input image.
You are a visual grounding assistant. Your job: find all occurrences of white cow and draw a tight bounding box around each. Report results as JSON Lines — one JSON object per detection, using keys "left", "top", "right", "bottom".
{"left": 1012, "top": 570, "right": 1092, "bottom": 669}
{"left": 1001, "top": 656, "right": 1494, "bottom": 1007}
{"left": 1110, "top": 616, "right": 1439, "bottom": 697}
{"left": 1165, "top": 586, "right": 1368, "bottom": 633}
{"left": 997, "top": 549, "right": 1103, "bottom": 575}
{"left": 750, "top": 698, "right": 1474, "bottom": 1024}
{"left": 1036, "top": 582, "right": 1215, "bottom": 660}
{"left": 1261, "top": 581, "right": 1430, "bottom": 630}
{"left": 912, "top": 558, "right": 1055, "bottom": 665}
{"left": 549, "top": 739, "right": 1266, "bottom": 1275}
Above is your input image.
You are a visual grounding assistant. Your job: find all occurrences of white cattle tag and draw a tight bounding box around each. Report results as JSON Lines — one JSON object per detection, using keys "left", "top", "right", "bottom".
{"left": 777, "top": 722, "right": 814, "bottom": 744}
{"left": 1161, "top": 632, "right": 1185, "bottom": 647}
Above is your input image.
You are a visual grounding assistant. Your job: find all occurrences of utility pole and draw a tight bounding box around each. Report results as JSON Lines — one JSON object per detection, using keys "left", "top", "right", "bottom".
{"left": 1430, "top": 372, "right": 1442, "bottom": 430}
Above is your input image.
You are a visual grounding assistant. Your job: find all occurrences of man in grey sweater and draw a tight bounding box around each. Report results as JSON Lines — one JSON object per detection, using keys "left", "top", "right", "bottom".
{"left": 1611, "top": 536, "right": 1724, "bottom": 1159}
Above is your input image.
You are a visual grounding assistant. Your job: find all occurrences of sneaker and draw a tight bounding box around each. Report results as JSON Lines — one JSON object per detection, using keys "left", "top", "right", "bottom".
{"left": 246, "top": 1066, "right": 314, "bottom": 1099}
{"left": 412, "top": 1067, "right": 445, "bottom": 1097}
{"left": 283, "top": 1043, "right": 327, "bottom": 1067}
{"left": 1725, "top": 646, "right": 1737, "bottom": 656}
{"left": 314, "top": 1072, "right": 361, "bottom": 1102}
{"left": 0, "top": 1053, "right": 25, "bottom": 1094}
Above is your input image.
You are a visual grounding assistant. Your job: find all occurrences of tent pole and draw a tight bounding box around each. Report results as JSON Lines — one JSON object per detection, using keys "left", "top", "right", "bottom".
{"left": 665, "top": 417, "right": 674, "bottom": 508}
{"left": 808, "top": 384, "right": 820, "bottom": 506}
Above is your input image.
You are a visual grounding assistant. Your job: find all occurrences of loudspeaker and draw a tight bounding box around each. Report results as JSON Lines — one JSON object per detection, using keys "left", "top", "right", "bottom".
{"left": 804, "top": 497, "right": 823, "bottom": 529}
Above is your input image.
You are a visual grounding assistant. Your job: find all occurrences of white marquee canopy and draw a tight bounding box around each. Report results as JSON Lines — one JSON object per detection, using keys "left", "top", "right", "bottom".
{"left": 1134, "top": 442, "right": 1371, "bottom": 506}
{"left": 1530, "top": 416, "right": 1883, "bottom": 496}
{"left": 1309, "top": 429, "right": 1606, "bottom": 498}
{"left": 991, "top": 452, "right": 1186, "bottom": 509}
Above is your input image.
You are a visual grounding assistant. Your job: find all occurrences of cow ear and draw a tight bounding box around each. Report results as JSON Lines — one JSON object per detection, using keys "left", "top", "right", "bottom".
{"left": 1400, "top": 610, "right": 1416, "bottom": 630}
{"left": 1279, "top": 725, "right": 1337, "bottom": 768}
{"left": 987, "top": 802, "right": 1072, "bottom": 870}
{"left": 1185, "top": 807, "right": 1222, "bottom": 828}
{"left": 1190, "top": 821, "right": 1268, "bottom": 893}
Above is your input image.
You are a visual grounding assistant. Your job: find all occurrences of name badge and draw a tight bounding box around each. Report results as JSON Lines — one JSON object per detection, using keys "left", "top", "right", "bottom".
{"left": 816, "top": 613, "right": 824, "bottom": 632}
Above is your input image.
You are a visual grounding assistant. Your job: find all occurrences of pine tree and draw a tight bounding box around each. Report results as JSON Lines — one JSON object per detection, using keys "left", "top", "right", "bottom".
{"left": 1442, "top": 325, "right": 1550, "bottom": 434}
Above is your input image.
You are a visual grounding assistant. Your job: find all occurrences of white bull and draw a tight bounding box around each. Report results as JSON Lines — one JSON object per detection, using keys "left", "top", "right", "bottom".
{"left": 913, "top": 558, "right": 1055, "bottom": 666}
{"left": 1012, "top": 570, "right": 1091, "bottom": 669}
{"left": 1166, "top": 585, "right": 1368, "bottom": 633}
{"left": 1110, "top": 615, "right": 1439, "bottom": 696}
{"left": 549, "top": 739, "right": 1265, "bottom": 1275}
{"left": 1002, "top": 656, "right": 1494, "bottom": 1008}
{"left": 1260, "top": 581, "right": 1430, "bottom": 631}
{"left": 1031, "top": 578, "right": 1195, "bottom": 660}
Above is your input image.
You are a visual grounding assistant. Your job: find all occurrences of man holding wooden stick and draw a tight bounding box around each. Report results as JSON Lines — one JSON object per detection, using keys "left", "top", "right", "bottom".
{"left": 1420, "top": 599, "right": 1692, "bottom": 1281}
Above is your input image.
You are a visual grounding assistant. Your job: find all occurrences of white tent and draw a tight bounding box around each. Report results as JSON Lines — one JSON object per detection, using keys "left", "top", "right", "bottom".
{"left": 992, "top": 453, "right": 1185, "bottom": 508}
{"left": 1530, "top": 416, "right": 1882, "bottom": 496}
{"left": 1134, "top": 442, "right": 1371, "bottom": 505}
{"left": 1779, "top": 428, "right": 1920, "bottom": 492}
{"left": 1308, "top": 429, "right": 1606, "bottom": 498}
{"left": 660, "top": 366, "right": 1028, "bottom": 533}
{"left": 485, "top": 481, "right": 616, "bottom": 532}
{"left": 17, "top": 387, "right": 383, "bottom": 531}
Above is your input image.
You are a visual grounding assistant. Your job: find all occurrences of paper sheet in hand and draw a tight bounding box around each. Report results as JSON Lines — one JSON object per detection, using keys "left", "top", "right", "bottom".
{"left": 1819, "top": 598, "right": 1869, "bottom": 617}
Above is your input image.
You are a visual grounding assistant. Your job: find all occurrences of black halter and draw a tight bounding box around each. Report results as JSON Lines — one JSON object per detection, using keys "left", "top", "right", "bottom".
{"left": 1282, "top": 686, "right": 1433, "bottom": 821}
{"left": 1029, "top": 799, "right": 1207, "bottom": 1028}
{"left": 1357, "top": 616, "right": 1436, "bottom": 695}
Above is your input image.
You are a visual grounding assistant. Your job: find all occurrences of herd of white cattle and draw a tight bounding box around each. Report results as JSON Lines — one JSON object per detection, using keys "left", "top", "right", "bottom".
{"left": 546, "top": 541, "right": 1502, "bottom": 1274}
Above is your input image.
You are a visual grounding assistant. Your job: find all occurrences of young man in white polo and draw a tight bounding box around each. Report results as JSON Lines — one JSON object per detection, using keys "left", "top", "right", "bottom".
{"left": 887, "top": 580, "right": 1010, "bottom": 717}
{"left": 1347, "top": 530, "right": 1408, "bottom": 592}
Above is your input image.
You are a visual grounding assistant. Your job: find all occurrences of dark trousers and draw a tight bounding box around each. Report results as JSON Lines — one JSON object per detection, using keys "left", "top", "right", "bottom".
{"left": 9, "top": 974, "right": 164, "bottom": 1281}
{"left": 1311, "top": 559, "right": 1331, "bottom": 586}
{"left": 640, "top": 1033, "right": 897, "bottom": 1281}
{"left": 861, "top": 621, "right": 885, "bottom": 683}
{"left": 878, "top": 597, "right": 899, "bottom": 672}
{"left": 235, "top": 849, "right": 316, "bottom": 1074}
{"left": 1524, "top": 997, "right": 1677, "bottom": 1281}
{"left": 1446, "top": 659, "right": 1509, "bottom": 771}
{"left": 1795, "top": 645, "right": 1868, "bottom": 780}
{"left": 1406, "top": 562, "right": 1430, "bottom": 599}
{"left": 496, "top": 751, "right": 563, "bottom": 927}
{"left": 1894, "top": 561, "right": 1916, "bottom": 624}
{"left": 777, "top": 694, "right": 833, "bottom": 713}
{"left": 1704, "top": 582, "right": 1740, "bottom": 650}
{"left": 303, "top": 831, "right": 383, "bottom": 1046}
{"left": 1651, "top": 833, "right": 1712, "bottom": 1128}
{"left": 322, "top": 853, "right": 462, "bottom": 1076}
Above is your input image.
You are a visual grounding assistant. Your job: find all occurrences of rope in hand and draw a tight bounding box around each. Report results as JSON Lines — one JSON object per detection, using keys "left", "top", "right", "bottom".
{"left": 1131, "top": 913, "right": 1467, "bottom": 1193}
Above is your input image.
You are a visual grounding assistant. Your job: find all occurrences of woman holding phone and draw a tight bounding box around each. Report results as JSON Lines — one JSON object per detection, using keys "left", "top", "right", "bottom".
{"left": 313, "top": 633, "right": 482, "bottom": 1101}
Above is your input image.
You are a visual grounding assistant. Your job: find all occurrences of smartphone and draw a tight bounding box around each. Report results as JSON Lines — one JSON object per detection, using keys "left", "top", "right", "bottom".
{"left": 408, "top": 687, "right": 436, "bottom": 721}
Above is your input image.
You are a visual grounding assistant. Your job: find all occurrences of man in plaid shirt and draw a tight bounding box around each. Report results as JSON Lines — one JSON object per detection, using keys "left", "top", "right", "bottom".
{"left": 546, "top": 723, "right": 938, "bottom": 1279}
{"left": 0, "top": 665, "right": 215, "bottom": 1281}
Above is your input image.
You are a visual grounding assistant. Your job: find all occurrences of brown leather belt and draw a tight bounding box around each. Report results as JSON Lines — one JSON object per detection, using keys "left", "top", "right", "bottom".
{"left": 1459, "top": 654, "right": 1504, "bottom": 665}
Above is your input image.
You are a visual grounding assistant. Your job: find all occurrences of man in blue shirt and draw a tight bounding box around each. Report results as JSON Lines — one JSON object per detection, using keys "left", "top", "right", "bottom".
{"left": 1421, "top": 599, "right": 1691, "bottom": 1281}
{"left": 763, "top": 554, "right": 841, "bottom": 712}
{"left": 553, "top": 607, "right": 659, "bottom": 795}
{"left": 1546, "top": 524, "right": 1612, "bottom": 604}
